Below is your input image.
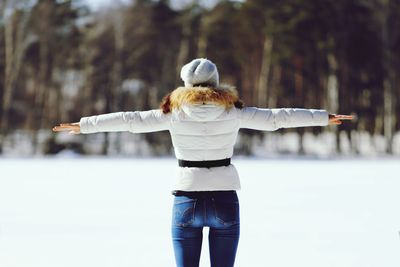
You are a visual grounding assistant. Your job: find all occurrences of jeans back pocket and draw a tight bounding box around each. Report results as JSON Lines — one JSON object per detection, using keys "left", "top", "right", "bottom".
{"left": 212, "top": 193, "right": 240, "bottom": 226}
{"left": 173, "top": 196, "right": 197, "bottom": 227}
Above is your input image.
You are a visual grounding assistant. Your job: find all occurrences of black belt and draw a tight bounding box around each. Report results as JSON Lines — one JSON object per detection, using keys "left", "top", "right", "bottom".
{"left": 178, "top": 158, "right": 231, "bottom": 168}
{"left": 172, "top": 190, "right": 236, "bottom": 196}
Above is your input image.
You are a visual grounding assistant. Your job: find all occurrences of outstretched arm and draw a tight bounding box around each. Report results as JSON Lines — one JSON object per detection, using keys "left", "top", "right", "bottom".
{"left": 53, "top": 109, "right": 171, "bottom": 134}
{"left": 239, "top": 107, "right": 353, "bottom": 131}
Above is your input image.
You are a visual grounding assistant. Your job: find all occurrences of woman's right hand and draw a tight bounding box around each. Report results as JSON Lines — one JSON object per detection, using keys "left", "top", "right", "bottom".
{"left": 52, "top": 122, "right": 81, "bottom": 134}
{"left": 328, "top": 114, "right": 354, "bottom": 125}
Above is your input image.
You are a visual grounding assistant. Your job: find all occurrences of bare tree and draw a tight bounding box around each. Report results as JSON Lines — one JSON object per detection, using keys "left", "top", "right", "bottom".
{"left": 380, "top": 0, "right": 397, "bottom": 153}
{"left": 256, "top": 35, "right": 273, "bottom": 107}
{"left": 1, "top": 0, "right": 30, "bottom": 132}
{"left": 365, "top": 0, "right": 398, "bottom": 153}
{"left": 326, "top": 53, "right": 339, "bottom": 152}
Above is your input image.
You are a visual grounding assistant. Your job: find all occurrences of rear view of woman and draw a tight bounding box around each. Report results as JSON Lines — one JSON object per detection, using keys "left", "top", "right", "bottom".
{"left": 53, "top": 58, "right": 352, "bottom": 267}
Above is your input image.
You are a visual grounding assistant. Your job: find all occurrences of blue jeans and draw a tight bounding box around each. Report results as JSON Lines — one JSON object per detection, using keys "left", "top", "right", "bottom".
{"left": 171, "top": 191, "right": 240, "bottom": 267}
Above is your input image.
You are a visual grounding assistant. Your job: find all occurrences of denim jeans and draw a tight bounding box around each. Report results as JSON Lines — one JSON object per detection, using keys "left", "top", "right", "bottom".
{"left": 171, "top": 191, "right": 240, "bottom": 267}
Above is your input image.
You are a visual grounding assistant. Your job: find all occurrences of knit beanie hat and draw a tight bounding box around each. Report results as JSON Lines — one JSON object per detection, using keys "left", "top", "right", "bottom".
{"left": 180, "top": 58, "right": 219, "bottom": 87}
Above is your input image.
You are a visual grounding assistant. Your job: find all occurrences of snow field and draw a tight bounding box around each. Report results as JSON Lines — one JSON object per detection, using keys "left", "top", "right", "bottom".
{"left": 0, "top": 158, "right": 399, "bottom": 267}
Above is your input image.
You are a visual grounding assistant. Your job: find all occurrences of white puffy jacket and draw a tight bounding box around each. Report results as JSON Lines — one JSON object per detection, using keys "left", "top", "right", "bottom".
{"left": 80, "top": 105, "right": 328, "bottom": 191}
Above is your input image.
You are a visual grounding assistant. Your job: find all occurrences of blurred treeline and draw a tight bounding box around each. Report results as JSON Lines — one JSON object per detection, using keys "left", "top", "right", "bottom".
{"left": 0, "top": 0, "right": 399, "bottom": 155}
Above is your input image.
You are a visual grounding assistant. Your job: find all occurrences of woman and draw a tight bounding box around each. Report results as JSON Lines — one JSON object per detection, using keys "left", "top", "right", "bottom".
{"left": 53, "top": 58, "right": 352, "bottom": 267}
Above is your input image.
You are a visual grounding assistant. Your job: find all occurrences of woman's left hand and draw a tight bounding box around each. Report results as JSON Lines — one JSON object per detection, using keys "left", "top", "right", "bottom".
{"left": 328, "top": 114, "right": 354, "bottom": 125}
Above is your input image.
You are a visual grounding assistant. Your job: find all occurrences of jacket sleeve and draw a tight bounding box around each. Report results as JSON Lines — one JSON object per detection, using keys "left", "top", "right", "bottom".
{"left": 79, "top": 109, "right": 171, "bottom": 134}
{"left": 238, "top": 107, "right": 329, "bottom": 131}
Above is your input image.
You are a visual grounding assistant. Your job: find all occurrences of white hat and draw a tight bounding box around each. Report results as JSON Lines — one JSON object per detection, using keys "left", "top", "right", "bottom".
{"left": 180, "top": 58, "right": 219, "bottom": 87}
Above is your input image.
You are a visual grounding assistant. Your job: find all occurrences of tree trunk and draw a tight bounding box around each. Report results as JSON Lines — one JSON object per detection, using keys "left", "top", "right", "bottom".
{"left": 256, "top": 35, "right": 273, "bottom": 107}
{"left": 383, "top": 78, "right": 395, "bottom": 153}
{"left": 268, "top": 64, "right": 281, "bottom": 108}
{"left": 176, "top": 37, "right": 190, "bottom": 82}
{"left": 381, "top": 2, "right": 396, "bottom": 154}
{"left": 111, "top": 13, "right": 124, "bottom": 154}
{"left": 32, "top": 1, "right": 53, "bottom": 154}
{"left": 2, "top": 12, "right": 14, "bottom": 133}
{"left": 241, "top": 60, "right": 256, "bottom": 105}
{"left": 1, "top": 3, "right": 29, "bottom": 152}
{"left": 292, "top": 55, "right": 305, "bottom": 154}
{"left": 197, "top": 16, "right": 207, "bottom": 58}
{"left": 176, "top": 14, "right": 192, "bottom": 84}
{"left": 326, "top": 52, "right": 339, "bottom": 153}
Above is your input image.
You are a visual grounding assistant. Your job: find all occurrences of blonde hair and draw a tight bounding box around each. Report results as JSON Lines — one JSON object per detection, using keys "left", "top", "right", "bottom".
{"left": 160, "top": 85, "right": 244, "bottom": 114}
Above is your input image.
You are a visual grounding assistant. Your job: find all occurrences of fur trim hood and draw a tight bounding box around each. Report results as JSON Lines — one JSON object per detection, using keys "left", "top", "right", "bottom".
{"left": 160, "top": 85, "right": 244, "bottom": 114}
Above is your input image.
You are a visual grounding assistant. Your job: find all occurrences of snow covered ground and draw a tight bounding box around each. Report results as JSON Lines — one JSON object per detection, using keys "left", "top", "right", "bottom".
{"left": 0, "top": 157, "right": 399, "bottom": 267}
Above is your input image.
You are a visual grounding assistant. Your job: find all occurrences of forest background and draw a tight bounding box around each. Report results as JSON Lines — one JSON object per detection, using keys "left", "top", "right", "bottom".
{"left": 1, "top": 0, "right": 400, "bottom": 157}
